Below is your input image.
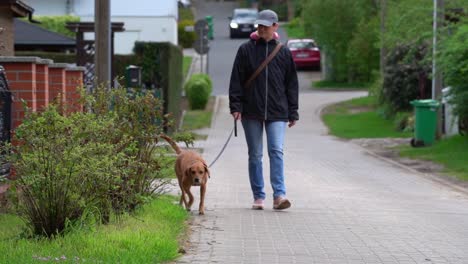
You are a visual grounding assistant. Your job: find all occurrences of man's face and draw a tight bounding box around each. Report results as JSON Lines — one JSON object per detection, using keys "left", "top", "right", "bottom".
{"left": 257, "top": 23, "right": 278, "bottom": 40}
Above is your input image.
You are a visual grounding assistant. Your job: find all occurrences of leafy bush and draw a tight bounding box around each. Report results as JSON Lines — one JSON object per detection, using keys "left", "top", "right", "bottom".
{"left": 302, "top": 0, "right": 363, "bottom": 82}
{"left": 32, "top": 16, "right": 80, "bottom": 37}
{"left": 394, "top": 111, "right": 414, "bottom": 132}
{"left": 84, "top": 86, "right": 173, "bottom": 208}
{"left": 6, "top": 107, "right": 129, "bottom": 237}
{"left": 4, "top": 86, "right": 175, "bottom": 237}
{"left": 178, "top": 20, "right": 196, "bottom": 48}
{"left": 439, "top": 23, "right": 468, "bottom": 123}
{"left": 346, "top": 18, "right": 380, "bottom": 83}
{"left": 184, "top": 74, "right": 212, "bottom": 110}
{"left": 133, "top": 42, "right": 184, "bottom": 131}
{"left": 259, "top": 3, "right": 288, "bottom": 21}
{"left": 380, "top": 42, "right": 432, "bottom": 115}
{"left": 190, "top": 73, "right": 212, "bottom": 94}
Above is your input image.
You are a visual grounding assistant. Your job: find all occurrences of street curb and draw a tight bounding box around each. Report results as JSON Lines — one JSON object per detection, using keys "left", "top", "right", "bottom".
{"left": 355, "top": 144, "right": 468, "bottom": 196}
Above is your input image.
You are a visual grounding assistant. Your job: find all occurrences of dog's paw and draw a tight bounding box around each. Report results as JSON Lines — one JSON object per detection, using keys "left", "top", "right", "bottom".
{"left": 186, "top": 208, "right": 191, "bottom": 212}
{"left": 199, "top": 210, "right": 205, "bottom": 215}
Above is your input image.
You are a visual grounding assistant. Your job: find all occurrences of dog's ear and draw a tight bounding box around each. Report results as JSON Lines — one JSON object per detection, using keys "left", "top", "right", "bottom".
{"left": 185, "top": 167, "right": 192, "bottom": 180}
{"left": 203, "top": 162, "right": 210, "bottom": 178}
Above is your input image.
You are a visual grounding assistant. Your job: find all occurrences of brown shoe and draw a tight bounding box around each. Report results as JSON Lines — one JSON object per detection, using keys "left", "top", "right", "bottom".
{"left": 273, "top": 197, "right": 291, "bottom": 210}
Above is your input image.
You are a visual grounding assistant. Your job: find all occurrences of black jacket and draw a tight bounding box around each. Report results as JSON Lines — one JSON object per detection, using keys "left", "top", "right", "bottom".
{"left": 229, "top": 37, "right": 299, "bottom": 122}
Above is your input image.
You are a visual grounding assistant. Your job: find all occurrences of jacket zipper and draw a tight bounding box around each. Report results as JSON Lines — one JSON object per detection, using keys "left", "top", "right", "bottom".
{"left": 264, "top": 42, "right": 268, "bottom": 120}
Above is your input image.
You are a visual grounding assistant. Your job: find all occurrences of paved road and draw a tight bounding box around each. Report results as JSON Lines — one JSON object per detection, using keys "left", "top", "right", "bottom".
{"left": 177, "top": 1, "right": 468, "bottom": 263}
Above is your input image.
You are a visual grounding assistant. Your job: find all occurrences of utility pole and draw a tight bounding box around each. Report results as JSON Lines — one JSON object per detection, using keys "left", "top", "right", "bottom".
{"left": 380, "top": 0, "right": 387, "bottom": 76}
{"left": 432, "top": 0, "right": 444, "bottom": 137}
{"left": 94, "top": 0, "right": 111, "bottom": 88}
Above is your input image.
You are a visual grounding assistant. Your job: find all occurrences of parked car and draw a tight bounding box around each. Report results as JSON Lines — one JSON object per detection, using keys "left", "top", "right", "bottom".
{"left": 178, "top": 0, "right": 191, "bottom": 8}
{"left": 229, "top": 8, "right": 258, "bottom": 38}
{"left": 286, "top": 39, "right": 321, "bottom": 70}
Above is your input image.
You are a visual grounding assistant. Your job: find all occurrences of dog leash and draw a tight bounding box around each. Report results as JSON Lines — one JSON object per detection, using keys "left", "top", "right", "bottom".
{"left": 208, "top": 119, "right": 237, "bottom": 168}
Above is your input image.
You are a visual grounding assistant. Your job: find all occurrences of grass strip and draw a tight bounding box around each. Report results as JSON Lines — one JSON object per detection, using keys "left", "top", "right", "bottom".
{"left": 322, "top": 96, "right": 412, "bottom": 139}
{"left": 398, "top": 135, "right": 468, "bottom": 180}
{"left": 313, "top": 80, "right": 370, "bottom": 90}
{"left": 183, "top": 56, "right": 193, "bottom": 79}
{"left": 0, "top": 196, "right": 188, "bottom": 264}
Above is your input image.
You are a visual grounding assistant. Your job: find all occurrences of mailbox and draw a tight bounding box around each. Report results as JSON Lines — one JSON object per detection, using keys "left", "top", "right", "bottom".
{"left": 125, "top": 65, "right": 142, "bottom": 88}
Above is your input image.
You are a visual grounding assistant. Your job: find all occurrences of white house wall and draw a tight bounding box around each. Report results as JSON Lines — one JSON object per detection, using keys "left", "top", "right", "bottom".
{"left": 23, "top": 0, "right": 178, "bottom": 54}
{"left": 73, "top": 0, "right": 177, "bottom": 18}
{"left": 81, "top": 16, "right": 178, "bottom": 54}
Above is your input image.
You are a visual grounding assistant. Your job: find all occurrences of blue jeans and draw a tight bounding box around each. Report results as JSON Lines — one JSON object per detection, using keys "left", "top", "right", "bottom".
{"left": 241, "top": 119, "right": 287, "bottom": 200}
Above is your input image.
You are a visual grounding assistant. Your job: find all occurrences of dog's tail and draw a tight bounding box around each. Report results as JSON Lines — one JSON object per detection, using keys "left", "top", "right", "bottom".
{"left": 160, "top": 134, "right": 182, "bottom": 154}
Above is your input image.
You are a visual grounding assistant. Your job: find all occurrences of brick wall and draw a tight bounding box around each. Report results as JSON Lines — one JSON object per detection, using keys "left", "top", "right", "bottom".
{"left": 48, "top": 63, "right": 67, "bottom": 106}
{"left": 0, "top": 57, "right": 85, "bottom": 129}
{"left": 65, "top": 67, "right": 84, "bottom": 113}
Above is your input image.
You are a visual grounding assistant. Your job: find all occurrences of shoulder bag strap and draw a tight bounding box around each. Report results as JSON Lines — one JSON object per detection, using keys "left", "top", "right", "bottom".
{"left": 244, "top": 43, "right": 283, "bottom": 88}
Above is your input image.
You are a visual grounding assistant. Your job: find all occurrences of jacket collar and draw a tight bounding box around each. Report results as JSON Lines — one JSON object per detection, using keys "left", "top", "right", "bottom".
{"left": 250, "top": 31, "right": 279, "bottom": 45}
{"left": 251, "top": 37, "right": 278, "bottom": 46}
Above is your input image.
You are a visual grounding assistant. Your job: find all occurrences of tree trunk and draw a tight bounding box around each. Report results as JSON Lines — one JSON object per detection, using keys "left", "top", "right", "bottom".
{"left": 379, "top": 0, "right": 387, "bottom": 76}
{"left": 287, "top": 0, "right": 295, "bottom": 21}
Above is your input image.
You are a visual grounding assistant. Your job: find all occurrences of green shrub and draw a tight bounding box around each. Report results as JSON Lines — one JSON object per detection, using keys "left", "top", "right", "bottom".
{"left": 31, "top": 15, "right": 80, "bottom": 37}
{"left": 191, "top": 73, "right": 212, "bottom": 93}
{"left": 394, "top": 112, "right": 414, "bottom": 132}
{"left": 439, "top": 23, "right": 468, "bottom": 124}
{"left": 133, "top": 42, "right": 184, "bottom": 131}
{"left": 6, "top": 106, "right": 129, "bottom": 237}
{"left": 4, "top": 86, "right": 176, "bottom": 237}
{"left": 178, "top": 20, "right": 196, "bottom": 48}
{"left": 346, "top": 18, "right": 380, "bottom": 83}
{"left": 259, "top": 3, "right": 288, "bottom": 21}
{"left": 186, "top": 81, "right": 210, "bottom": 110}
{"left": 380, "top": 42, "right": 432, "bottom": 115}
{"left": 184, "top": 74, "right": 212, "bottom": 110}
{"left": 179, "top": 7, "right": 194, "bottom": 21}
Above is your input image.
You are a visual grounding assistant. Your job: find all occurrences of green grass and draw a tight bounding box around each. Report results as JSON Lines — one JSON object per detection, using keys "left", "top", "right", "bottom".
{"left": 183, "top": 56, "right": 192, "bottom": 79}
{"left": 182, "top": 110, "right": 212, "bottom": 131}
{"left": 322, "top": 96, "right": 412, "bottom": 139}
{"left": 313, "top": 80, "right": 370, "bottom": 90}
{"left": 398, "top": 135, "right": 468, "bottom": 180}
{"left": 0, "top": 196, "right": 188, "bottom": 263}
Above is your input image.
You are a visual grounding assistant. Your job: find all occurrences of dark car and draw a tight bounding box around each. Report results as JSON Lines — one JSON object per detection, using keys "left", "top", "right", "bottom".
{"left": 229, "top": 8, "right": 258, "bottom": 38}
{"left": 286, "top": 39, "right": 321, "bottom": 70}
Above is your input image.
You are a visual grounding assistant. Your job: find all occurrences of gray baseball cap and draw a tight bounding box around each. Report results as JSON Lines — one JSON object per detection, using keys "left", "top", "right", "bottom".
{"left": 255, "top": 9, "right": 278, "bottom": 27}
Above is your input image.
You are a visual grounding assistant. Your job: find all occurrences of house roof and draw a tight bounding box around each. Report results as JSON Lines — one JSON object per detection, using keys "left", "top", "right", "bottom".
{"left": 14, "top": 18, "right": 75, "bottom": 47}
{"left": 0, "top": 0, "right": 34, "bottom": 17}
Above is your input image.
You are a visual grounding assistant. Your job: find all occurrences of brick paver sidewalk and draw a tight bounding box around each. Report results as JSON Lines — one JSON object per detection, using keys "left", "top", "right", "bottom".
{"left": 176, "top": 93, "right": 468, "bottom": 264}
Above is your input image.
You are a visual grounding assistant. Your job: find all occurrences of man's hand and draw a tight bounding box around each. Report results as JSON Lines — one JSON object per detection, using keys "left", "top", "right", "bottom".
{"left": 232, "top": 112, "right": 242, "bottom": 120}
{"left": 288, "top": 120, "right": 296, "bottom": 128}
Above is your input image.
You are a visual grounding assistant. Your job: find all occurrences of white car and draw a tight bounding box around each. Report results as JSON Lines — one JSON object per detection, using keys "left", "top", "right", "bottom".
{"left": 178, "top": 0, "right": 191, "bottom": 8}
{"left": 229, "top": 8, "right": 258, "bottom": 38}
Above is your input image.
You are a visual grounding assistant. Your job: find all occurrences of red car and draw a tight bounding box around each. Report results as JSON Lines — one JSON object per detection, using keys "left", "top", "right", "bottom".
{"left": 286, "top": 39, "right": 321, "bottom": 70}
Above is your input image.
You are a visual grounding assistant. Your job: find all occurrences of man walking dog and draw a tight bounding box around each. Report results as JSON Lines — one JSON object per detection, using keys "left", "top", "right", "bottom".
{"left": 229, "top": 9, "right": 299, "bottom": 210}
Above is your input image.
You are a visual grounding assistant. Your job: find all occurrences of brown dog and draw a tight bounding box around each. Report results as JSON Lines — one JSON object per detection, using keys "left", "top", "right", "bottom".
{"left": 160, "top": 134, "right": 210, "bottom": 215}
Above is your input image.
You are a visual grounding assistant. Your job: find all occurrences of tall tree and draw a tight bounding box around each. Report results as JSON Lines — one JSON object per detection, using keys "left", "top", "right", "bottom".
{"left": 302, "top": 0, "right": 377, "bottom": 82}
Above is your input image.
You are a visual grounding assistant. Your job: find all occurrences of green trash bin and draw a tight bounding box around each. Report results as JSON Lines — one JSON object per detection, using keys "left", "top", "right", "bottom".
{"left": 410, "top": 99, "right": 440, "bottom": 147}
{"left": 205, "top": 15, "right": 214, "bottom": 40}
